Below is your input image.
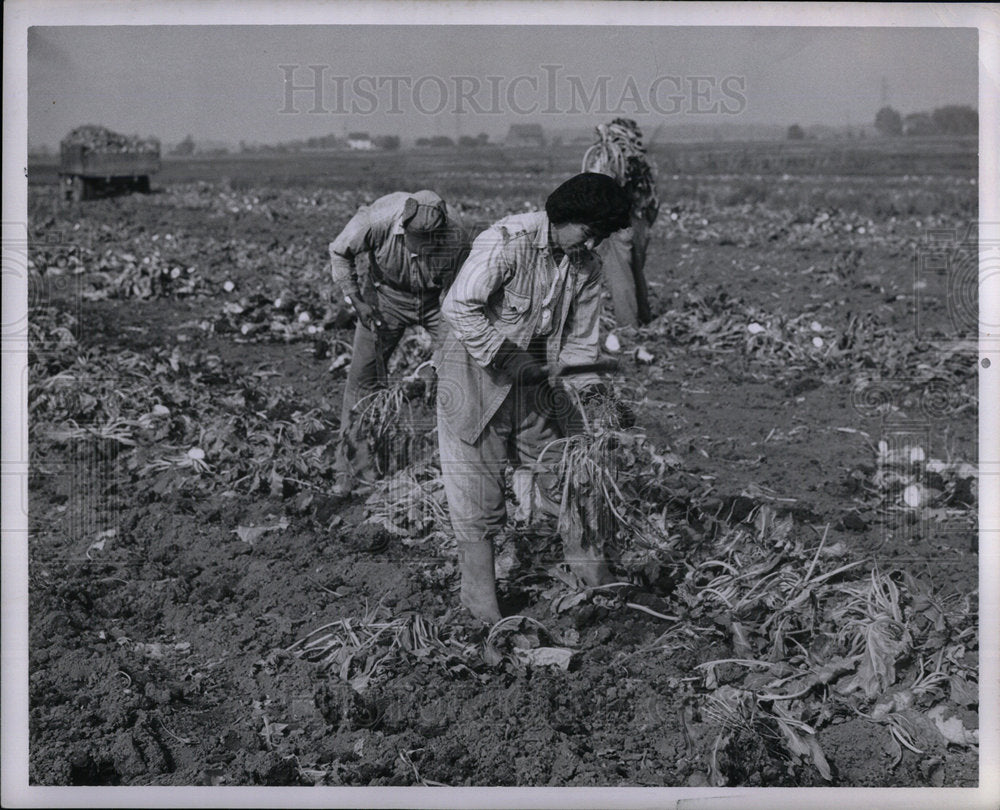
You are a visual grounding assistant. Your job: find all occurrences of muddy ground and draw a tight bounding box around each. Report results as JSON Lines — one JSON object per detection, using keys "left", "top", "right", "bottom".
{"left": 25, "top": 144, "right": 980, "bottom": 788}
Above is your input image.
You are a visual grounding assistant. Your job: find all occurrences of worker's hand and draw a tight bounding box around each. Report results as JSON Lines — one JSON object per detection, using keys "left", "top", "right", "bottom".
{"left": 350, "top": 297, "right": 383, "bottom": 331}
{"left": 586, "top": 385, "right": 636, "bottom": 428}
{"left": 492, "top": 340, "right": 547, "bottom": 386}
{"left": 579, "top": 382, "right": 609, "bottom": 403}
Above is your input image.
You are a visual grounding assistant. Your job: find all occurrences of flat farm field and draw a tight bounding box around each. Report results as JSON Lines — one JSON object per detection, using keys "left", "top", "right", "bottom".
{"left": 26, "top": 139, "right": 980, "bottom": 787}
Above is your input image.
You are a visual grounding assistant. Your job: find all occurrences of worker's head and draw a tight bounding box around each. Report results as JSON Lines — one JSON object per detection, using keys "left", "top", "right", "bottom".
{"left": 402, "top": 190, "right": 448, "bottom": 257}
{"left": 545, "top": 172, "right": 631, "bottom": 258}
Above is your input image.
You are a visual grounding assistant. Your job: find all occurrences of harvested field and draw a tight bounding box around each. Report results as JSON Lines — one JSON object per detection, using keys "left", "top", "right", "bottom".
{"left": 26, "top": 140, "right": 980, "bottom": 787}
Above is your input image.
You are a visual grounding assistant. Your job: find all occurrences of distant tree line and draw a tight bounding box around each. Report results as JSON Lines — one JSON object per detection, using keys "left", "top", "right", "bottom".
{"left": 874, "top": 105, "right": 977, "bottom": 137}
{"left": 415, "top": 133, "right": 490, "bottom": 148}
{"left": 165, "top": 130, "right": 493, "bottom": 155}
{"left": 170, "top": 134, "right": 197, "bottom": 156}
{"left": 237, "top": 132, "right": 400, "bottom": 153}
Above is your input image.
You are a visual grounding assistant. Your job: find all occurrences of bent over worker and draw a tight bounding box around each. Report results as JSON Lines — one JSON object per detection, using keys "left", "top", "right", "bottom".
{"left": 329, "top": 190, "right": 470, "bottom": 495}
{"left": 582, "top": 118, "right": 660, "bottom": 329}
{"left": 436, "top": 173, "right": 632, "bottom": 623}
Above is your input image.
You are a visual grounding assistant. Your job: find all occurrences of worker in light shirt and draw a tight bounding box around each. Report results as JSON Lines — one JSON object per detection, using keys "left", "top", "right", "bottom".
{"left": 436, "top": 173, "right": 632, "bottom": 623}
{"left": 582, "top": 118, "right": 660, "bottom": 347}
{"left": 329, "top": 190, "right": 470, "bottom": 495}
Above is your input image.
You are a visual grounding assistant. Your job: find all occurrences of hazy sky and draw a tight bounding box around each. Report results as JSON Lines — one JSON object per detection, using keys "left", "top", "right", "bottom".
{"left": 27, "top": 25, "right": 978, "bottom": 147}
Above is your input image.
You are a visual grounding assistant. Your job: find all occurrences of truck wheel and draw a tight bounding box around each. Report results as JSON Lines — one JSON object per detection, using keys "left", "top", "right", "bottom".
{"left": 137, "top": 176, "right": 150, "bottom": 194}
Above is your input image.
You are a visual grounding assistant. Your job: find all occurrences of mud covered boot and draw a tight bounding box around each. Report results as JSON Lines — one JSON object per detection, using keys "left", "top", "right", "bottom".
{"left": 458, "top": 541, "right": 502, "bottom": 624}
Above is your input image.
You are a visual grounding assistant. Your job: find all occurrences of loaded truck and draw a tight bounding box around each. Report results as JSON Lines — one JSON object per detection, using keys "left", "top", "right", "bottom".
{"left": 59, "top": 125, "right": 161, "bottom": 201}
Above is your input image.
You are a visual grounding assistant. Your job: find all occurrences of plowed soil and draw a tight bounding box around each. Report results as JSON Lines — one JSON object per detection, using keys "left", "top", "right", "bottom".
{"left": 26, "top": 144, "right": 979, "bottom": 788}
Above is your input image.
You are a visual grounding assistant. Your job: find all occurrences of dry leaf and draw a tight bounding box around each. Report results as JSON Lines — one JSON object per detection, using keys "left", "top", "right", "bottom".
{"left": 234, "top": 518, "right": 289, "bottom": 545}
{"left": 235, "top": 526, "right": 269, "bottom": 544}
{"left": 949, "top": 675, "right": 977, "bottom": 708}
{"left": 86, "top": 528, "right": 116, "bottom": 559}
{"left": 553, "top": 591, "right": 589, "bottom": 614}
{"left": 844, "top": 620, "right": 910, "bottom": 698}
{"left": 927, "top": 705, "right": 978, "bottom": 747}
{"left": 806, "top": 735, "right": 833, "bottom": 781}
{"left": 634, "top": 346, "right": 655, "bottom": 364}
{"left": 349, "top": 673, "right": 371, "bottom": 692}
{"left": 513, "top": 646, "right": 574, "bottom": 670}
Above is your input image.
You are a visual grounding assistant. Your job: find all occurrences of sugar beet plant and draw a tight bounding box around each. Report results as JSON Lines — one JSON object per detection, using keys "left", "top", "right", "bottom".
{"left": 30, "top": 306, "right": 341, "bottom": 502}
{"left": 660, "top": 512, "right": 978, "bottom": 785}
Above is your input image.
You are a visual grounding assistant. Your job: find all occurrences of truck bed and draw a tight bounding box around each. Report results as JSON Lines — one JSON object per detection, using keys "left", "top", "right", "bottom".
{"left": 60, "top": 145, "right": 160, "bottom": 178}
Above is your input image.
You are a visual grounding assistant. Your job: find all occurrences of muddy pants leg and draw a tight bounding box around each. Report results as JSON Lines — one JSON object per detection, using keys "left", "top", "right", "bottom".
{"left": 629, "top": 216, "right": 653, "bottom": 325}
{"left": 334, "top": 319, "right": 405, "bottom": 490}
{"left": 598, "top": 227, "right": 639, "bottom": 329}
{"left": 438, "top": 399, "right": 510, "bottom": 624}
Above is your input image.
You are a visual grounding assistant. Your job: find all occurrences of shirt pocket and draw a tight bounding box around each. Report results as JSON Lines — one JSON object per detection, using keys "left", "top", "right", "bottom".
{"left": 498, "top": 288, "right": 530, "bottom": 323}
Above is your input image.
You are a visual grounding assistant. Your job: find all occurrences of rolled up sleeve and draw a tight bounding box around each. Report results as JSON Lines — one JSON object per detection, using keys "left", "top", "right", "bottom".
{"left": 328, "top": 210, "right": 374, "bottom": 295}
{"left": 441, "top": 229, "right": 512, "bottom": 368}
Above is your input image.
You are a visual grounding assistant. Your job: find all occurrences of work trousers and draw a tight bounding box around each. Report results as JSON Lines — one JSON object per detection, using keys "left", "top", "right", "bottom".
{"left": 335, "top": 284, "right": 442, "bottom": 487}
{"left": 599, "top": 214, "right": 652, "bottom": 327}
{"left": 438, "top": 381, "right": 577, "bottom": 549}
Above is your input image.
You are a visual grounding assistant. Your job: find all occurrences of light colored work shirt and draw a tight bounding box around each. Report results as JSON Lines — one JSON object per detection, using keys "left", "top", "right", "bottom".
{"left": 329, "top": 192, "right": 469, "bottom": 297}
{"left": 437, "top": 211, "right": 602, "bottom": 443}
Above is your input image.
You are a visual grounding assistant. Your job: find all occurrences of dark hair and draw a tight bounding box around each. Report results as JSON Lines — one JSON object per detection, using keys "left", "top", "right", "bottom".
{"left": 545, "top": 172, "right": 631, "bottom": 235}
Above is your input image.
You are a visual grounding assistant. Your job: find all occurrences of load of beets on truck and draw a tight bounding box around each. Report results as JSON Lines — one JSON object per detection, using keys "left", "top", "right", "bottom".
{"left": 60, "top": 124, "right": 160, "bottom": 201}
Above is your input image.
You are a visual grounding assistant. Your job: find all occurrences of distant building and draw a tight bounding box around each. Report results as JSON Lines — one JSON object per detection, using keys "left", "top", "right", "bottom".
{"left": 505, "top": 124, "right": 546, "bottom": 147}
{"left": 347, "top": 132, "right": 374, "bottom": 150}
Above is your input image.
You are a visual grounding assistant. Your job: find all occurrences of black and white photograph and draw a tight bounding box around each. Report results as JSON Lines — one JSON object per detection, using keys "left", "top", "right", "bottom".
{"left": 3, "top": 2, "right": 998, "bottom": 807}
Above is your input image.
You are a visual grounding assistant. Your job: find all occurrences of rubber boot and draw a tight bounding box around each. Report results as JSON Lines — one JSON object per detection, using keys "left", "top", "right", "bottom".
{"left": 458, "top": 541, "right": 502, "bottom": 624}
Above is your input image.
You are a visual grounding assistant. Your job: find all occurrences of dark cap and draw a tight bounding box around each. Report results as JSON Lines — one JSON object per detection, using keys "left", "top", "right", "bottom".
{"left": 545, "top": 172, "right": 631, "bottom": 235}
{"left": 402, "top": 190, "right": 447, "bottom": 233}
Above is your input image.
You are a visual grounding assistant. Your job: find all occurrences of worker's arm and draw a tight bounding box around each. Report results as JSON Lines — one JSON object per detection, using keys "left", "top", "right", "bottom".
{"left": 329, "top": 208, "right": 383, "bottom": 329}
{"left": 329, "top": 210, "right": 372, "bottom": 299}
{"left": 440, "top": 227, "right": 516, "bottom": 368}
{"left": 557, "top": 256, "right": 603, "bottom": 389}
